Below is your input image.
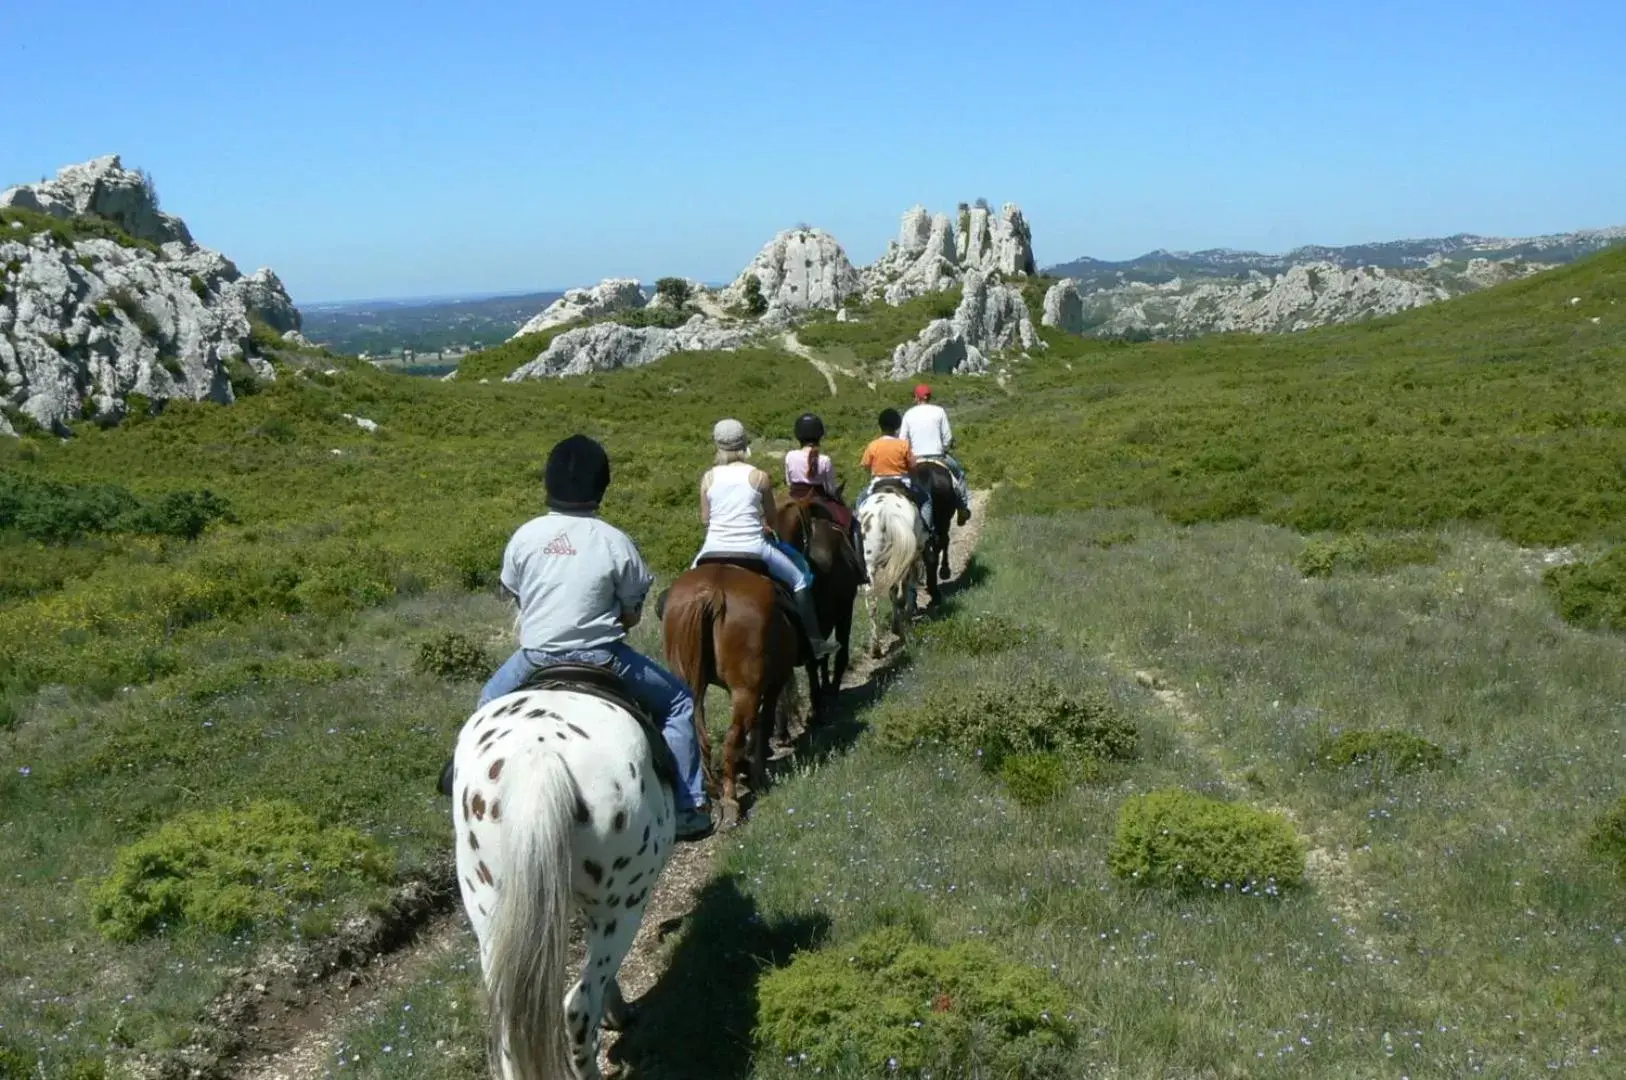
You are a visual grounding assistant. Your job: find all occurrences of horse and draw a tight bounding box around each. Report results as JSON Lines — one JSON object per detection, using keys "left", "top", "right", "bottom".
{"left": 910, "top": 459, "right": 958, "bottom": 603}
{"left": 449, "top": 668, "right": 678, "bottom": 1080}
{"left": 774, "top": 492, "right": 861, "bottom": 703}
{"left": 856, "top": 488, "right": 928, "bottom": 657}
{"left": 659, "top": 561, "right": 807, "bottom": 828}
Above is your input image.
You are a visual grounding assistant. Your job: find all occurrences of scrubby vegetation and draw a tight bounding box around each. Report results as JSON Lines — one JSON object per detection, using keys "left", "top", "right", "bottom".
{"left": 911, "top": 609, "right": 1037, "bottom": 655}
{"left": 756, "top": 926, "right": 1076, "bottom": 1076}
{"left": 1589, "top": 793, "right": 1626, "bottom": 880}
{"left": 1295, "top": 531, "right": 1447, "bottom": 577}
{"left": 0, "top": 206, "right": 164, "bottom": 255}
{"left": 1110, "top": 789, "right": 1306, "bottom": 894}
{"left": 88, "top": 799, "right": 394, "bottom": 941}
{"left": 798, "top": 287, "right": 963, "bottom": 364}
{"left": 1545, "top": 545, "right": 1626, "bottom": 631}
{"left": 414, "top": 629, "right": 494, "bottom": 681}
{"left": 1314, "top": 727, "right": 1447, "bottom": 776}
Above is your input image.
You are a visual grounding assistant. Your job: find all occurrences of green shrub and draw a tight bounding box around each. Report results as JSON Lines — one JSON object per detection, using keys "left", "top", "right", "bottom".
{"left": 741, "top": 273, "right": 767, "bottom": 316}
{"left": 914, "top": 611, "right": 1036, "bottom": 656}
{"left": 189, "top": 274, "right": 208, "bottom": 299}
{"left": 0, "top": 207, "right": 162, "bottom": 255}
{"left": 654, "top": 277, "right": 692, "bottom": 308}
{"left": 756, "top": 926, "right": 1076, "bottom": 1077}
{"left": 414, "top": 631, "right": 494, "bottom": 681}
{"left": 0, "top": 472, "right": 232, "bottom": 544}
{"left": 456, "top": 328, "right": 568, "bottom": 381}
{"left": 878, "top": 678, "right": 1137, "bottom": 773}
{"left": 1589, "top": 794, "right": 1626, "bottom": 880}
{"left": 1545, "top": 546, "right": 1626, "bottom": 631}
{"left": 998, "top": 752, "right": 1069, "bottom": 807}
{"left": 108, "top": 287, "right": 161, "bottom": 339}
{"left": 611, "top": 305, "right": 691, "bottom": 329}
{"left": 88, "top": 799, "right": 394, "bottom": 941}
{"left": 1295, "top": 532, "right": 1448, "bottom": 578}
{"left": 1314, "top": 728, "right": 1447, "bottom": 776}
{"left": 1110, "top": 789, "right": 1306, "bottom": 894}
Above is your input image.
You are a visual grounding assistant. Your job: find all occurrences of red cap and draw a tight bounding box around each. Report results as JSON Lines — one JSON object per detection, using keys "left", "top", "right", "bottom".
{"left": 913, "top": 384, "right": 931, "bottom": 401}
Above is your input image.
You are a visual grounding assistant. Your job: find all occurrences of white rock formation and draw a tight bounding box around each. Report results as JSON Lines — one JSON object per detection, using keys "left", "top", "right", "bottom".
{"left": 1082, "top": 261, "right": 1458, "bottom": 338}
{"left": 507, "top": 314, "right": 757, "bottom": 380}
{"left": 723, "top": 227, "right": 860, "bottom": 314}
{"left": 889, "top": 272, "right": 1043, "bottom": 377}
{"left": 512, "top": 278, "right": 647, "bottom": 338}
{"left": 861, "top": 200, "right": 1037, "bottom": 305}
{"left": 0, "top": 157, "right": 299, "bottom": 435}
{"left": 1, "top": 155, "right": 192, "bottom": 246}
{"left": 1042, "top": 279, "right": 1084, "bottom": 333}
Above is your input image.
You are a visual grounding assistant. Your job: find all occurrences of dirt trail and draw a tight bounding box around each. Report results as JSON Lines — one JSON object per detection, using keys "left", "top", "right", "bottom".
{"left": 779, "top": 331, "right": 873, "bottom": 396}
{"left": 228, "top": 490, "right": 992, "bottom": 1080}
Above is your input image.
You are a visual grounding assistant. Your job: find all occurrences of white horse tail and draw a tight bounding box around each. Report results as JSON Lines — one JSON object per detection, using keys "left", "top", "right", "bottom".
{"left": 483, "top": 748, "right": 576, "bottom": 1080}
{"left": 866, "top": 496, "right": 920, "bottom": 599}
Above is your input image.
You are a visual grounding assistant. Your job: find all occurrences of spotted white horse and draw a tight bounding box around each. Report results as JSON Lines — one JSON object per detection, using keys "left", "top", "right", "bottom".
{"left": 451, "top": 684, "right": 677, "bottom": 1080}
{"left": 857, "top": 488, "right": 928, "bottom": 657}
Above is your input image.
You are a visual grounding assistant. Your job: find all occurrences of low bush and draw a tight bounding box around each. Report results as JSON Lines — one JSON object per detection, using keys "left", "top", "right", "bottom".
{"left": 877, "top": 677, "right": 1138, "bottom": 787}
{"left": 1295, "top": 532, "right": 1448, "bottom": 578}
{"left": 1545, "top": 546, "right": 1626, "bottom": 632}
{"left": 756, "top": 926, "right": 1076, "bottom": 1077}
{"left": 913, "top": 611, "right": 1037, "bottom": 656}
{"left": 0, "top": 472, "right": 232, "bottom": 544}
{"left": 1110, "top": 789, "right": 1306, "bottom": 895}
{"left": 998, "top": 752, "right": 1069, "bottom": 807}
{"left": 1314, "top": 728, "right": 1447, "bottom": 777}
{"left": 414, "top": 630, "right": 494, "bottom": 681}
{"left": 88, "top": 799, "right": 394, "bottom": 941}
{"left": 1588, "top": 793, "right": 1626, "bottom": 880}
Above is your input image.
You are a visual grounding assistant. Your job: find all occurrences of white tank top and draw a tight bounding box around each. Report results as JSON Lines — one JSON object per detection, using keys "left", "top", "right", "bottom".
{"left": 703, "top": 462, "right": 766, "bottom": 553}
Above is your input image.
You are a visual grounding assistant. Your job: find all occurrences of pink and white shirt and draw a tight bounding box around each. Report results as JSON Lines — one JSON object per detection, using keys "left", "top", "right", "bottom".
{"left": 783, "top": 448, "right": 837, "bottom": 497}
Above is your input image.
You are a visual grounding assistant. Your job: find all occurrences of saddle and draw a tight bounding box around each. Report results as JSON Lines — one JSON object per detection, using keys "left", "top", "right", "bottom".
{"left": 446, "top": 662, "right": 680, "bottom": 797}
{"left": 693, "top": 553, "right": 814, "bottom": 660}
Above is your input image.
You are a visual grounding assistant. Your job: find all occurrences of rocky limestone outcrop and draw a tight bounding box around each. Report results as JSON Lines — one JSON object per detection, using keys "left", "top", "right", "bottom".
{"left": 512, "top": 278, "right": 647, "bottom": 338}
{"left": 1042, "top": 279, "right": 1084, "bottom": 334}
{"left": 1083, "top": 261, "right": 1454, "bottom": 339}
{"left": 1, "top": 157, "right": 298, "bottom": 435}
{"left": 723, "top": 227, "right": 860, "bottom": 314}
{"left": 2, "top": 155, "right": 192, "bottom": 246}
{"left": 889, "top": 271, "right": 1042, "bottom": 378}
{"left": 861, "top": 201, "right": 1036, "bottom": 305}
{"left": 506, "top": 314, "right": 756, "bottom": 380}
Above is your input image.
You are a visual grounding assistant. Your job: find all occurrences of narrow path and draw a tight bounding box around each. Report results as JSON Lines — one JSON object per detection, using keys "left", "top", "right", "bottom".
{"left": 227, "top": 490, "right": 993, "bottom": 1080}
{"left": 778, "top": 332, "right": 838, "bottom": 396}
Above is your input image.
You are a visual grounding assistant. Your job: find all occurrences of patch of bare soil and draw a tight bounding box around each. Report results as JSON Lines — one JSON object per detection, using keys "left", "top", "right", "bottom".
{"left": 217, "top": 489, "right": 993, "bottom": 1080}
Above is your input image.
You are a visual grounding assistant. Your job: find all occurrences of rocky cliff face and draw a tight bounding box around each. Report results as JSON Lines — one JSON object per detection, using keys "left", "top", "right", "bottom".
{"left": 511, "top": 278, "right": 647, "bottom": 338}
{"left": 721, "top": 227, "right": 861, "bottom": 313}
{"left": 1, "top": 156, "right": 300, "bottom": 435}
{"left": 506, "top": 314, "right": 756, "bottom": 380}
{"left": 862, "top": 201, "right": 1037, "bottom": 305}
{"left": 1042, "top": 279, "right": 1084, "bottom": 333}
{"left": 889, "top": 271, "right": 1043, "bottom": 377}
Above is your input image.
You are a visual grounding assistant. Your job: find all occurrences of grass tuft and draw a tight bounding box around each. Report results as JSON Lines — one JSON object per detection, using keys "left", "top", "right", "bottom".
{"left": 1296, "top": 532, "right": 1448, "bottom": 577}
{"left": 1314, "top": 727, "right": 1447, "bottom": 776}
{"left": 1110, "top": 789, "right": 1306, "bottom": 894}
{"left": 413, "top": 630, "right": 494, "bottom": 682}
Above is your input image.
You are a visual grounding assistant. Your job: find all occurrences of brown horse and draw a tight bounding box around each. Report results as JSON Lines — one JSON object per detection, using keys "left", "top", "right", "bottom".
{"left": 659, "top": 560, "right": 807, "bottom": 828}
{"left": 774, "top": 494, "right": 861, "bottom": 703}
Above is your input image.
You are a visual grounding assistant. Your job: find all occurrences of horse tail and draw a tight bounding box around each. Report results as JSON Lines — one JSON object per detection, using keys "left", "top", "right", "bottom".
{"left": 665, "top": 579, "right": 720, "bottom": 754}
{"left": 869, "top": 499, "right": 920, "bottom": 599}
{"left": 483, "top": 747, "right": 577, "bottom": 1080}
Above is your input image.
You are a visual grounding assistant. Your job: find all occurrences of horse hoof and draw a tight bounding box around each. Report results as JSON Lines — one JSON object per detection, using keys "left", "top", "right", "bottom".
{"left": 603, "top": 1001, "right": 640, "bottom": 1032}
{"left": 721, "top": 802, "right": 743, "bottom": 830}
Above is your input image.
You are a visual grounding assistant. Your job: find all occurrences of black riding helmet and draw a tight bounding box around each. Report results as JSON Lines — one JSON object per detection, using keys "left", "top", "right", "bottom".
{"left": 544, "top": 433, "right": 611, "bottom": 510}
{"left": 794, "top": 412, "right": 825, "bottom": 444}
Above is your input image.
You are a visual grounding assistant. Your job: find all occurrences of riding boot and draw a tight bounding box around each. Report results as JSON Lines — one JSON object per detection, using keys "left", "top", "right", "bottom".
{"left": 794, "top": 589, "right": 839, "bottom": 659}
{"left": 850, "top": 520, "right": 869, "bottom": 584}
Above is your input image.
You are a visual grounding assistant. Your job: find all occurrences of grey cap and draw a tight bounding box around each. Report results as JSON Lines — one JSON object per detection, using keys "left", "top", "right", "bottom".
{"left": 712, "top": 418, "right": 749, "bottom": 450}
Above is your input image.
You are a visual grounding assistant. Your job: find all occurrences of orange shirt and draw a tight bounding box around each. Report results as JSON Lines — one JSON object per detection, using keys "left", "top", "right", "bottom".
{"left": 860, "top": 436, "right": 915, "bottom": 477}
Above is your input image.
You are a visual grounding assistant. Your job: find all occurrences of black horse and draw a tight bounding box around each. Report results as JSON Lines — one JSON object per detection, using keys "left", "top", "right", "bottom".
{"left": 910, "top": 459, "right": 959, "bottom": 603}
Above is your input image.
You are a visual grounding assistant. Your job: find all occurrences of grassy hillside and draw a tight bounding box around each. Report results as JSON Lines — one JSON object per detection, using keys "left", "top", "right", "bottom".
{"left": 1, "top": 245, "right": 1624, "bottom": 1076}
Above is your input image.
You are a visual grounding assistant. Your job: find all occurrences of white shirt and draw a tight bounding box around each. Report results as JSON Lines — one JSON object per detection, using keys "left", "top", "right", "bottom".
{"left": 701, "top": 461, "right": 767, "bottom": 553}
{"left": 500, "top": 511, "right": 653, "bottom": 652}
{"left": 900, "top": 402, "right": 953, "bottom": 458}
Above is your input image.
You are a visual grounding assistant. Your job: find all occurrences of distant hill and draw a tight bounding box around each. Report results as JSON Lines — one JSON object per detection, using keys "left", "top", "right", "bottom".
{"left": 1043, "top": 227, "right": 1626, "bottom": 290}
{"left": 300, "top": 290, "right": 565, "bottom": 356}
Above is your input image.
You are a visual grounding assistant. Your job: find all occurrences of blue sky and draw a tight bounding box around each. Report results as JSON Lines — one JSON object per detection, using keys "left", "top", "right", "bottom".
{"left": 3, "top": 0, "right": 1623, "bottom": 303}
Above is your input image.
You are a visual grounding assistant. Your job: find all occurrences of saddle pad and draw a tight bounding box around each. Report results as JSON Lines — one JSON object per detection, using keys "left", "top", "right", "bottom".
{"left": 511, "top": 663, "right": 681, "bottom": 795}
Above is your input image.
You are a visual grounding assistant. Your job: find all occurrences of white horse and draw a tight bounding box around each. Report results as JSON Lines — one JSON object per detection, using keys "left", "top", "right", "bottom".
{"left": 451, "top": 686, "right": 677, "bottom": 1080}
{"left": 857, "top": 490, "right": 928, "bottom": 657}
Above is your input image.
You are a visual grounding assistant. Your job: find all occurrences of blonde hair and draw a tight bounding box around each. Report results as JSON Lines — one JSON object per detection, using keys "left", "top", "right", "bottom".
{"left": 714, "top": 448, "right": 750, "bottom": 466}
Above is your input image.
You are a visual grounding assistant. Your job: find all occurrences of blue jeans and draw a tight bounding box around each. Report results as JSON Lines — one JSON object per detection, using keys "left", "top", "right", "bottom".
{"left": 478, "top": 640, "right": 705, "bottom": 811}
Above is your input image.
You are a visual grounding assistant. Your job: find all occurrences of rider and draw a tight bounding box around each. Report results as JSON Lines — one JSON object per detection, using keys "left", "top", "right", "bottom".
{"left": 783, "top": 412, "right": 867, "bottom": 584}
{"left": 900, "top": 384, "right": 971, "bottom": 525}
{"left": 460, "top": 433, "right": 713, "bottom": 842}
{"left": 858, "top": 407, "right": 932, "bottom": 524}
{"left": 695, "top": 418, "right": 839, "bottom": 659}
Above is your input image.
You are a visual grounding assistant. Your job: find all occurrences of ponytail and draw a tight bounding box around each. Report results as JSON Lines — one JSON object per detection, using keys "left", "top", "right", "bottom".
{"left": 806, "top": 445, "right": 821, "bottom": 484}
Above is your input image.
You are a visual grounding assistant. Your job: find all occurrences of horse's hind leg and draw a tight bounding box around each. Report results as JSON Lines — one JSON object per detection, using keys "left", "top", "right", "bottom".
{"left": 719, "top": 685, "right": 756, "bottom": 828}
{"left": 565, "top": 907, "right": 643, "bottom": 1079}
{"left": 866, "top": 584, "right": 884, "bottom": 658}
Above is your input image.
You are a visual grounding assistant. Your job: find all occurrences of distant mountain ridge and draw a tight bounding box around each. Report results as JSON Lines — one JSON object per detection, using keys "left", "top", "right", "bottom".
{"left": 1044, "top": 226, "right": 1626, "bottom": 288}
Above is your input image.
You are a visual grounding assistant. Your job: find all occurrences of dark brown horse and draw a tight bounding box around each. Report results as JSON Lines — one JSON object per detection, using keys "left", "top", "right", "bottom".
{"left": 910, "top": 459, "right": 958, "bottom": 602}
{"left": 660, "top": 560, "right": 807, "bottom": 827}
{"left": 775, "top": 493, "right": 862, "bottom": 702}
